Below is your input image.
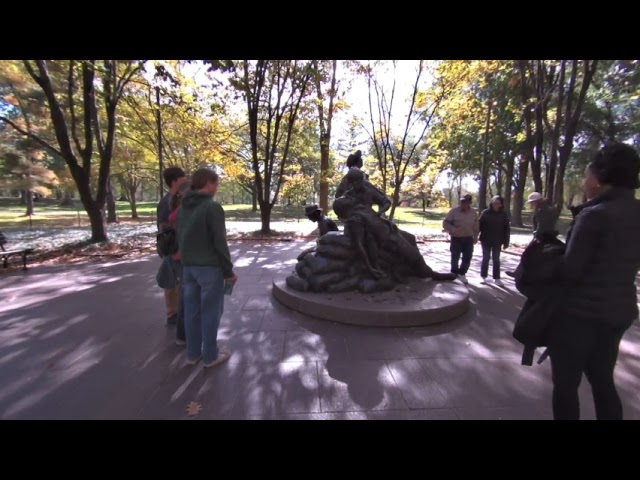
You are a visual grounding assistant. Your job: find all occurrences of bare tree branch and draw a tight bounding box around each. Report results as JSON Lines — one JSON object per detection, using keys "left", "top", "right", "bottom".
{"left": 0, "top": 116, "right": 63, "bottom": 158}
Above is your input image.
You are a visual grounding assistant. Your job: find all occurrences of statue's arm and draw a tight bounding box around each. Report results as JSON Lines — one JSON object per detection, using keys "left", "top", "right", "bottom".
{"left": 372, "top": 188, "right": 391, "bottom": 216}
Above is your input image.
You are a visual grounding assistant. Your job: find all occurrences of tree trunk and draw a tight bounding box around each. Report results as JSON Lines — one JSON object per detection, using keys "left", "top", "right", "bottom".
{"left": 260, "top": 202, "right": 272, "bottom": 234}
{"left": 504, "top": 156, "right": 515, "bottom": 218}
{"left": 388, "top": 186, "right": 401, "bottom": 221}
{"left": 319, "top": 134, "right": 330, "bottom": 212}
{"left": 552, "top": 61, "right": 598, "bottom": 208}
{"left": 478, "top": 101, "right": 493, "bottom": 211}
{"left": 129, "top": 186, "right": 139, "bottom": 219}
{"left": 251, "top": 187, "right": 258, "bottom": 212}
{"left": 86, "top": 203, "right": 108, "bottom": 242}
{"left": 512, "top": 187, "right": 524, "bottom": 227}
{"left": 20, "top": 190, "right": 27, "bottom": 205}
{"left": 422, "top": 196, "right": 426, "bottom": 212}
{"left": 59, "top": 191, "right": 73, "bottom": 207}
{"left": 25, "top": 190, "right": 34, "bottom": 216}
{"left": 106, "top": 177, "right": 118, "bottom": 223}
{"left": 531, "top": 61, "right": 545, "bottom": 194}
{"left": 512, "top": 157, "right": 529, "bottom": 227}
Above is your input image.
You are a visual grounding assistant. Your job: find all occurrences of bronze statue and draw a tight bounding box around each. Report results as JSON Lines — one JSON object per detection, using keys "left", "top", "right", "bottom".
{"left": 333, "top": 196, "right": 456, "bottom": 282}
{"left": 286, "top": 150, "right": 456, "bottom": 294}
{"left": 335, "top": 150, "right": 368, "bottom": 198}
{"left": 305, "top": 205, "right": 339, "bottom": 236}
{"left": 342, "top": 168, "right": 391, "bottom": 218}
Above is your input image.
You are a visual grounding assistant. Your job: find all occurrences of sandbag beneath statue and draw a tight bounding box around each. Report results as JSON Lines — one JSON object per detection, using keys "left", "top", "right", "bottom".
{"left": 286, "top": 273, "right": 309, "bottom": 292}
{"left": 308, "top": 271, "right": 347, "bottom": 292}
{"left": 304, "top": 254, "right": 350, "bottom": 275}
{"left": 318, "top": 231, "right": 354, "bottom": 249}
{"left": 316, "top": 243, "right": 353, "bottom": 260}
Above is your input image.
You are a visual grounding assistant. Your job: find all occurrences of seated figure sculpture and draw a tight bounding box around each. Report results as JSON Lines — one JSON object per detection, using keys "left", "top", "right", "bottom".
{"left": 286, "top": 152, "right": 456, "bottom": 294}
{"left": 296, "top": 204, "right": 340, "bottom": 263}
{"left": 305, "top": 204, "right": 339, "bottom": 236}
{"left": 333, "top": 196, "right": 456, "bottom": 282}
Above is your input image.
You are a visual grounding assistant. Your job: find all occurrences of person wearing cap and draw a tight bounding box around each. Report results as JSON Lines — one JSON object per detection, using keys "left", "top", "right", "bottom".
{"left": 478, "top": 195, "right": 510, "bottom": 286}
{"left": 442, "top": 195, "right": 479, "bottom": 284}
{"left": 545, "top": 143, "right": 640, "bottom": 420}
{"left": 305, "top": 204, "right": 339, "bottom": 236}
{"left": 506, "top": 192, "right": 560, "bottom": 279}
{"left": 527, "top": 192, "right": 559, "bottom": 239}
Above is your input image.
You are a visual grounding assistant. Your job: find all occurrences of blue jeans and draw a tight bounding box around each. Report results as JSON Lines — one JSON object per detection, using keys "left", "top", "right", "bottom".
{"left": 480, "top": 243, "right": 501, "bottom": 279}
{"left": 182, "top": 266, "right": 225, "bottom": 363}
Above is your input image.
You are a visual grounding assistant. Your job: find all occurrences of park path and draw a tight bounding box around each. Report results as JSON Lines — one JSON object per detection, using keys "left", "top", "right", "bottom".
{"left": 1, "top": 241, "right": 639, "bottom": 419}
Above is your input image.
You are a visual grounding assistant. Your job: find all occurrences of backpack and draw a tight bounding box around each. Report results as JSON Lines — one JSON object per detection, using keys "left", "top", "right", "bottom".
{"left": 156, "top": 227, "right": 179, "bottom": 258}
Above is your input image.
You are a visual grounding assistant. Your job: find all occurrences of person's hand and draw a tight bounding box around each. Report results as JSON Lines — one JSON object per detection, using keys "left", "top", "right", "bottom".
{"left": 226, "top": 275, "right": 238, "bottom": 284}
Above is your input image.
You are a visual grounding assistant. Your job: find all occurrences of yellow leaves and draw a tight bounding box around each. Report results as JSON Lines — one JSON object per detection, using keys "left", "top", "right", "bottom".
{"left": 222, "top": 161, "right": 251, "bottom": 181}
{"left": 281, "top": 171, "right": 313, "bottom": 204}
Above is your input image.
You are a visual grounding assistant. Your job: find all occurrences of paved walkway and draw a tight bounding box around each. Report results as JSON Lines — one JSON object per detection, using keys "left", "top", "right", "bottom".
{"left": 1, "top": 241, "right": 639, "bottom": 420}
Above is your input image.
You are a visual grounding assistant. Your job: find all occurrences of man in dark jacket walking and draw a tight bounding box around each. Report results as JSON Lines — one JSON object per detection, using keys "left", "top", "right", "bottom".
{"left": 478, "top": 195, "right": 510, "bottom": 286}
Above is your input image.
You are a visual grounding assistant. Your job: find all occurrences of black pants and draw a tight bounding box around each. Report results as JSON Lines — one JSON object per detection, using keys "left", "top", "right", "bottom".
{"left": 480, "top": 243, "right": 501, "bottom": 279}
{"left": 450, "top": 236, "right": 474, "bottom": 275}
{"left": 548, "top": 316, "right": 625, "bottom": 420}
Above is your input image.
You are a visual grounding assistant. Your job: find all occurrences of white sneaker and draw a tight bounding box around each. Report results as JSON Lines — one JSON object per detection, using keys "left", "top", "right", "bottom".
{"left": 458, "top": 275, "right": 468, "bottom": 284}
{"left": 204, "top": 348, "right": 231, "bottom": 368}
{"left": 481, "top": 277, "right": 490, "bottom": 284}
{"left": 494, "top": 279, "right": 504, "bottom": 287}
{"left": 185, "top": 356, "right": 202, "bottom": 366}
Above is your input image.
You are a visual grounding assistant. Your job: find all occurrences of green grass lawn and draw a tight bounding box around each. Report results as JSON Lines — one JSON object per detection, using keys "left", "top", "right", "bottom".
{"left": 1, "top": 197, "right": 563, "bottom": 236}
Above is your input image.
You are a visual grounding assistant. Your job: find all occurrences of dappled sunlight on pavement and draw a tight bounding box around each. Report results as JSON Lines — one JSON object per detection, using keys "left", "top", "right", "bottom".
{"left": 0, "top": 240, "right": 638, "bottom": 420}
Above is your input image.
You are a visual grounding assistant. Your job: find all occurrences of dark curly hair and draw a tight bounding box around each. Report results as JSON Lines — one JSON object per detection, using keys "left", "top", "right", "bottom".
{"left": 588, "top": 143, "right": 640, "bottom": 189}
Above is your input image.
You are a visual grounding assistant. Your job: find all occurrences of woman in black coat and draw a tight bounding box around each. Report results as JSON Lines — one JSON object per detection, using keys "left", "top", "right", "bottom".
{"left": 549, "top": 143, "right": 640, "bottom": 420}
{"left": 478, "top": 195, "right": 510, "bottom": 286}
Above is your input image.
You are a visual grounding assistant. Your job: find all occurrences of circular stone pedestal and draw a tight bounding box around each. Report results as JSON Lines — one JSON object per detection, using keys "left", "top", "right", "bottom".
{"left": 272, "top": 277, "right": 470, "bottom": 327}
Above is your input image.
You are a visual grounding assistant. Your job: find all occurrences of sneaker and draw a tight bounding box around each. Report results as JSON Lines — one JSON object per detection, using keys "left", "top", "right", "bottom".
{"left": 458, "top": 275, "right": 468, "bottom": 284}
{"left": 494, "top": 279, "right": 504, "bottom": 287}
{"left": 204, "top": 348, "right": 232, "bottom": 369}
{"left": 185, "top": 356, "right": 202, "bottom": 366}
{"left": 481, "top": 277, "right": 490, "bottom": 284}
{"left": 176, "top": 339, "right": 186, "bottom": 346}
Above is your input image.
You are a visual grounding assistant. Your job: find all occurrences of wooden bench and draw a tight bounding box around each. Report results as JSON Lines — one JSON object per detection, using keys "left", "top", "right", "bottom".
{"left": 0, "top": 233, "right": 34, "bottom": 270}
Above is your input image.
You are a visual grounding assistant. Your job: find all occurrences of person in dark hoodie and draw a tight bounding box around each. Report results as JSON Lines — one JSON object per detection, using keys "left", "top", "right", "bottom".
{"left": 177, "top": 168, "right": 237, "bottom": 368}
{"left": 547, "top": 143, "right": 640, "bottom": 420}
{"left": 478, "top": 195, "right": 510, "bottom": 286}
